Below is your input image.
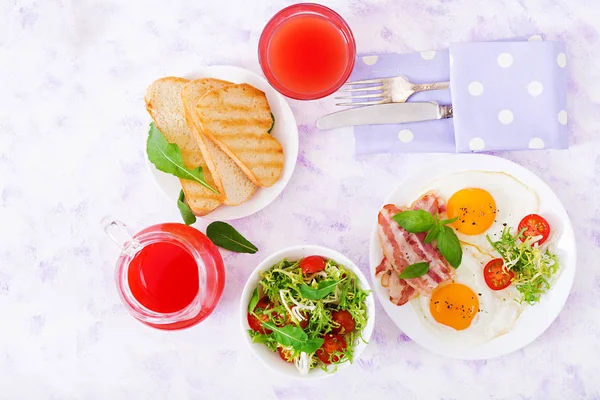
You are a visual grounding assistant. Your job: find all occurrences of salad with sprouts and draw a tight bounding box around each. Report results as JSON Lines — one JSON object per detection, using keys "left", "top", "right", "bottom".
{"left": 247, "top": 256, "right": 370, "bottom": 374}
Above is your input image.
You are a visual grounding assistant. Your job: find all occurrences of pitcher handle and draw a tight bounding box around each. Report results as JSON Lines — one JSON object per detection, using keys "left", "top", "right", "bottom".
{"left": 102, "top": 217, "right": 140, "bottom": 256}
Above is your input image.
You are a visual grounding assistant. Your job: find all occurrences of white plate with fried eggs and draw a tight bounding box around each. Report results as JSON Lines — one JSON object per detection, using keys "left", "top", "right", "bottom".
{"left": 369, "top": 154, "right": 576, "bottom": 359}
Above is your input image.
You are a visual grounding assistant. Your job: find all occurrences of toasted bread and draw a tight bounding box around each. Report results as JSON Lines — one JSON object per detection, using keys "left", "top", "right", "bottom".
{"left": 182, "top": 78, "right": 257, "bottom": 206}
{"left": 145, "top": 77, "right": 224, "bottom": 215}
{"left": 195, "top": 83, "right": 284, "bottom": 187}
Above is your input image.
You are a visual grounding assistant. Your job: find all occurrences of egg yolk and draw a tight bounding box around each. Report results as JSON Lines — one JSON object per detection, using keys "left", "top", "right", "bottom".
{"left": 429, "top": 283, "right": 479, "bottom": 330}
{"left": 447, "top": 188, "right": 496, "bottom": 235}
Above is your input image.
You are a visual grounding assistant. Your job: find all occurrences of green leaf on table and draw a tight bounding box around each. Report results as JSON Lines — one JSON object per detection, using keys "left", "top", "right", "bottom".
{"left": 267, "top": 112, "right": 275, "bottom": 134}
{"left": 177, "top": 190, "right": 196, "bottom": 225}
{"left": 248, "top": 288, "right": 259, "bottom": 313}
{"left": 398, "top": 262, "right": 430, "bottom": 279}
{"left": 437, "top": 226, "right": 463, "bottom": 268}
{"left": 299, "top": 279, "right": 342, "bottom": 301}
{"left": 393, "top": 210, "right": 436, "bottom": 233}
{"left": 146, "top": 123, "right": 219, "bottom": 194}
{"left": 206, "top": 221, "right": 258, "bottom": 254}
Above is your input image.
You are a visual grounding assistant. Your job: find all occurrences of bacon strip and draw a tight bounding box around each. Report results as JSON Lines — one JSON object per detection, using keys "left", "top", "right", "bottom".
{"left": 376, "top": 258, "right": 416, "bottom": 306}
{"left": 377, "top": 192, "right": 454, "bottom": 298}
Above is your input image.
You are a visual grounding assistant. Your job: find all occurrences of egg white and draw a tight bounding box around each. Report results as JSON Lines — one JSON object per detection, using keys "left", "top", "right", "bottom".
{"left": 418, "top": 171, "right": 540, "bottom": 252}
{"left": 412, "top": 245, "right": 524, "bottom": 346}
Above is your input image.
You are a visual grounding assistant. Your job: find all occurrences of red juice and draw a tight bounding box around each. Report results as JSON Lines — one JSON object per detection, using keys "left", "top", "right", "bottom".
{"left": 267, "top": 15, "right": 349, "bottom": 96}
{"left": 127, "top": 241, "right": 199, "bottom": 314}
{"left": 259, "top": 4, "right": 355, "bottom": 100}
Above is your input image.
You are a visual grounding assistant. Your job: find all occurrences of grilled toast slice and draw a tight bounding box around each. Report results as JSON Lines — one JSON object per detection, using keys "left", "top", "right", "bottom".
{"left": 195, "top": 83, "right": 284, "bottom": 187}
{"left": 145, "top": 77, "right": 224, "bottom": 215}
{"left": 182, "top": 78, "right": 257, "bottom": 206}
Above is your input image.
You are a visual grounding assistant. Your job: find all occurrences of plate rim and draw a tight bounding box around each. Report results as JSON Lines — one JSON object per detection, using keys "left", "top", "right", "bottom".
{"left": 368, "top": 153, "right": 576, "bottom": 360}
{"left": 144, "top": 65, "right": 299, "bottom": 221}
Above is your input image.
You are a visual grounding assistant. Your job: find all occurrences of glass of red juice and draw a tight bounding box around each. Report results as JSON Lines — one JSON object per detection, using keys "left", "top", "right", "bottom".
{"left": 104, "top": 220, "right": 225, "bottom": 330}
{"left": 258, "top": 3, "right": 356, "bottom": 100}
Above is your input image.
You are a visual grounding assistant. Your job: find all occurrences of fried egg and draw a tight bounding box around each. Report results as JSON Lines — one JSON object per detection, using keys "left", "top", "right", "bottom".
{"left": 419, "top": 171, "right": 540, "bottom": 252}
{"left": 412, "top": 245, "right": 524, "bottom": 346}
{"left": 411, "top": 245, "right": 524, "bottom": 347}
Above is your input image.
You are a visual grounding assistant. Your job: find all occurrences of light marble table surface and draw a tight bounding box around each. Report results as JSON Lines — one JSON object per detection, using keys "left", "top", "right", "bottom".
{"left": 2, "top": 0, "right": 600, "bottom": 398}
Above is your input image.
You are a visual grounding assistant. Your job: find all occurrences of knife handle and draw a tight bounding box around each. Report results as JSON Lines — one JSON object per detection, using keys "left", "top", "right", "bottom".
{"left": 441, "top": 105, "right": 453, "bottom": 119}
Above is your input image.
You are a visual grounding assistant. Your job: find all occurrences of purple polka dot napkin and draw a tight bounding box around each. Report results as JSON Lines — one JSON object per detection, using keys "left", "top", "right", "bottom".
{"left": 350, "top": 41, "right": 568, "bottom": 155}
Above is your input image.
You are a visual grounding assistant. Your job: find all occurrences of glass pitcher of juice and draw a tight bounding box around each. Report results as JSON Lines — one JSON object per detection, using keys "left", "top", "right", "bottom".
{"left": 104, "top": 220, "right": 225, "bottom": 330}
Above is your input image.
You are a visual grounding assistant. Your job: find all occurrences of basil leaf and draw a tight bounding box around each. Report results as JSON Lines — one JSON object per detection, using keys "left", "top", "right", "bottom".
{"left": 398, "top": 262, "right": 430, "bottom": 279}
{"left": 248, "top": 288, "right": 259, "bottom": 313}
{"left": 262, "top": 322, "right": 308, "bottom": 348}
{"left": 146, "top": 123, "right": 219, "bottom": 194}
{"left": 299, "top": 279, "right": 340, "bottom": 300}
{"left": 206, "top": 221, "right": 258, "bottom": 254}
{"left": 177, "top": 190, "right": 196, "bottom": 225}
{"left": 393, "top": 210, "right": 436, "bottom": 233}
{"left": 296, "top": 337, "right": 324, "bottom": 354}
{"left": 439, "top": 217, "right": 458, "bottom": 225}
{"left": 268, "top": 112, "right": 275, "bottom": 134}
{"left": 424, "top": 224, "right": 440, "bottom": 244}
{"left": 437, "top": 226, "right": 463, "bottom": 268}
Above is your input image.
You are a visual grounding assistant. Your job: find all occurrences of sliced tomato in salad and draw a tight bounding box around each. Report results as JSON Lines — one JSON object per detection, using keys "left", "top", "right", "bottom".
{"left": 331, "top": 310, "right": 355, "bottom": 334}
{"left": 247, "top": 297, "right": 273, "bottom": 334}
{"left": 277, "top": 347, "right": 294, "bottom": 363}
{"left": 299, "top": 256, "right": 327, "bottom": 274}
{"left": 518, "top": 214, "right": 551, "bottom": 245}
{"left": 316, "top": 333, "right": 347, "bottom": 364}
{"left": 483, "top": 258, "right": 514, "bottom": 291}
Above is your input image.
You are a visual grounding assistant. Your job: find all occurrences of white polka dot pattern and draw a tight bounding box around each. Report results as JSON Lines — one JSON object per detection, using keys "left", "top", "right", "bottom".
{"left": 529, "top": 138, "right": 545, "bottom": 149}
{"left": 557, "top": 53, "right": 567, "bottom": 68}
{"left": 420, "top": 51, "right": 436, "bottom": 60}
{"left": 469, "top": 138, "right": 485, "bottom": 151}
{"left": 497, "top": 53, "right": 513, "bottom": 68}
{"left": 468, "top": 81, "right": 484, "bottom": 96}
{"left": 527, "top": 81, "right": 544, "bottom": 97}
{"left": 362, "top": 55, "right": 378, "bottom": 66}
{"left": 397, "top": 130, "right": 414, "bottom": 143}
{"left": 558, "top": 110, "right": 568, "bottom": 125}
{"left": 498, "top": 109, "right": 514, "bottom": 124}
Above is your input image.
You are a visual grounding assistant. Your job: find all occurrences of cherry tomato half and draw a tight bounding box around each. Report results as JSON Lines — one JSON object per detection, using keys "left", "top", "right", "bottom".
{"left": 518, "top": 214, "right": 551, "bottom": 245}
{"left": 247, "top": 297, "right": 273, "bottom": 334}
{"left": 299, "top": 256, "right": 327, "bottom": 274}
{"left": 316, "top": 334, "right": 347, "bottom": 364}
{"left": 483, "top": 258, "right": 514, "bottom": 291}
{"left": 277, "top": 347, "right": 294, "bottom": 363}
{"left": 331, "top": 310, "right": 355, "bottom": 334}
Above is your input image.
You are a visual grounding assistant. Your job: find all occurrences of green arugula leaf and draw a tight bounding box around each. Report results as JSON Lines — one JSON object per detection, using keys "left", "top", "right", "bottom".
{"left": 268, "top": 112, "right": 275, "bottom": 134}
{"left": 299, "top": 279, "right": 341, "bottom": 300}
{"left": 437, "top": 226, "right": 462, "bottom": 268}
{"left": 424, "top": 224, "right": 440, "bottom": 244}
{"left": 177, "top": 190, "right": 196, "bottom": 225}
{"left": 262, "top": 322, "right": 307, "bottom": 347}
{"left": 206, "top": 221, "right": 258, "bottom": 254}
{"left": 439, "top": 217, "right": 458, "bottom": 225}
{"left": 146, "top": 123, "right": 219, "bottom": 194}
{"left": 398, "top": 262, "right": 430, "bottom": 279}
{"left": 393, "top": 210, "right": 436, "bottom": 233}
{"left": 296, "top": 337, "right": 324, "bottom": 354}
{"left": 248, "top": 288, "right": 259, "bottom": 313}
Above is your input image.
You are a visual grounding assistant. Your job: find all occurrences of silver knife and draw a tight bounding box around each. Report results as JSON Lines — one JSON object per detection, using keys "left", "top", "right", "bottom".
{"left": 316, "top": 102, "right": 453, "bottom": 130}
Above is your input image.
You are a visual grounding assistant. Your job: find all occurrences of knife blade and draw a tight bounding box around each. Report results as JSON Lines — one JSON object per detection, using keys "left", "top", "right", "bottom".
{"left": 316, "top": 102, "right": 453, "bottom": 130}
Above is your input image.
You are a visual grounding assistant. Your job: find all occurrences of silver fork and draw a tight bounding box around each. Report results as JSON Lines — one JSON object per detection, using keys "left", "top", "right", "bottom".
{"left": 336, "top": 76, "right": 450, "bottom": 106}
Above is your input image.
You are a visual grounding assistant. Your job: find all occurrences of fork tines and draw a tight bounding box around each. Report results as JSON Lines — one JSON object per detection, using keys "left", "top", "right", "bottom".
{"left": 335, "top": 78, "right": 386, "bottom": 106}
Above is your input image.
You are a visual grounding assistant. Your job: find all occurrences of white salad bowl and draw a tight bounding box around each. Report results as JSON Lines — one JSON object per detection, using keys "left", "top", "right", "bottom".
{"left": 240, "top": 245, "right": 375, "bottom": 379}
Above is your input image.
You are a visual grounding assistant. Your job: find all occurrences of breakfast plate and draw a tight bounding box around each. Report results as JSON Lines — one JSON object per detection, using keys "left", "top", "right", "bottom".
{"left": 369, "top": 154, "right": 576, "bottom": 359}
{"left": 145, "top": 65, "right": 299, "bottom": 221}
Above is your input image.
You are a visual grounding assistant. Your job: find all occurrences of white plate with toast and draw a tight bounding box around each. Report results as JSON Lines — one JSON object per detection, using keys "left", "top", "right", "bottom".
{"left": 145, "top": 65, "right": 299, "bottom": 221}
